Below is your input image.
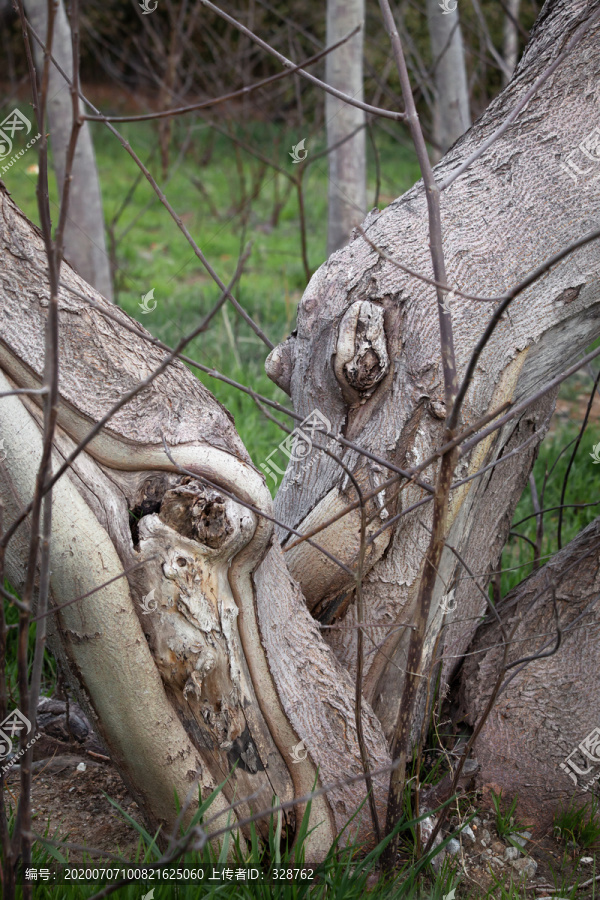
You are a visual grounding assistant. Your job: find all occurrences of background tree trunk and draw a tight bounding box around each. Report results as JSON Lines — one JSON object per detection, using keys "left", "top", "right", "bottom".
{"left": 426, "top": 0, "right": 471, "bottom": 157}
{"left": 503, "top": 0, "right": 522, "bottom": 87}
{"left": 24, "top": 0, "right": 113, "bottom": 301}
{"left": 325, "top": 0, "right": 367, "bottom": 255}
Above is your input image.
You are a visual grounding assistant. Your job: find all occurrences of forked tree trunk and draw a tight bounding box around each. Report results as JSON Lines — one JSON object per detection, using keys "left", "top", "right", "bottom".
{"left": 268, "top": 0, "right": 600, "bottom": 809}
{"left": 0, "top": 182, "right": 389, "bottom": 857}
{"left": 1, "top": 0, "right": 600, "bottom": 852}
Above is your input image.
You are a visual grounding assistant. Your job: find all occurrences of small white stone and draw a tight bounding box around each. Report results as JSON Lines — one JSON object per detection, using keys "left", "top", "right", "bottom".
{"left": 580, "top": 857, "right": 594, "bottom": 865}
{"left": 461, "top": 824, "right": 476, "bottom": 843}
{"left": 76, "top": 762, "right": 86, "bottom": 772}
{"left": 446, "top": 838, "right": 461, "bottom": 856}
{"left": 504, "top": 846, "right": 519, "bottom": 861}
{"left": 511, "top": 857, "right": 537, "bottom": 880}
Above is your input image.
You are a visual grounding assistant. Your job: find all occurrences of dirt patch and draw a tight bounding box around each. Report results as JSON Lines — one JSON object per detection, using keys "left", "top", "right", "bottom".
{"left": 5, "top": 756, "right": 143, "bottom": 863}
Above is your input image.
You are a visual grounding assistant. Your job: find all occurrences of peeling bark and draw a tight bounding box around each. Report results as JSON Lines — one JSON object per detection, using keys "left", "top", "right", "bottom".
{"left": 1, "top": 0, "right": 600, "bottom": 858}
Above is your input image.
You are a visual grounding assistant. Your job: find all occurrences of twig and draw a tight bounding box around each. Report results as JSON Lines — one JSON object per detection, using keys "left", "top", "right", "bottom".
{"left": 199, "top": 0, "right": 407, "bottom": 123}
{"left": 83, "top": 28, "right": 362, "bottom": 123}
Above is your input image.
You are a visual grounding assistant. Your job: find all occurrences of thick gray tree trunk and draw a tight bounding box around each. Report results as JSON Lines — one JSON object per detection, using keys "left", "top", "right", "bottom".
{"left": 426, "top": 0, "right": 471, "bottom": 155}
{"left": 458, "top": 515, "right": 600, "bottom": 825}
{"left": 0, "top": 182, "right": 389, "bottom": 856}
{"left": 268, "top": 0, "right": 600, "bottom": 814}
{"left": 25, "top": 0, "right": 113, "bottom": 301}
{"left": 2, "top": 0, "right": 600, "bottom": 852}
{"left": 325, "top": 0, "right": 367, "bottom": 255}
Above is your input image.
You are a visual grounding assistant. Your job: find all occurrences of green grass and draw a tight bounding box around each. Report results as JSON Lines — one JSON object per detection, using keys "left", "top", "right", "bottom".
{"left": 500, "top": 374, "right": 600, "bottom": 596}
{"left": 6, "top": 778, "right": 461, "bottom": 899}
{"left": 2, "top": 582, "right": 56, "bottom": 706}
{"left": 490, "top": 791, "right": 524, "bottom": 842}
{"left": 554, "top": 796, "right": 600, "bottom": 851}
{"left": 2, "top": 111, "right": 600, "bottom": 900}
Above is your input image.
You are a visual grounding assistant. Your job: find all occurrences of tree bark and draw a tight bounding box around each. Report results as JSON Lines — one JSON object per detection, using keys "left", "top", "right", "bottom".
{"left": 426, "top": 0, "right": 471, "bottom": 156}
{"left": 269, "top": 0, "right": 600, "bottom": 766}
{"left": 325, "top": 0, "right": 367, "bottom": 255}
{"left": 24, "top": 0, "right": 113, "bottom": 301}
{"left": 0, "top": 183, "right": 389, "bottom": 856}
{"left": 2, "top": 0, "right": 600, "bottom": 853}
{"left": 457, "top": 515, "right": 600, "bottom": 827}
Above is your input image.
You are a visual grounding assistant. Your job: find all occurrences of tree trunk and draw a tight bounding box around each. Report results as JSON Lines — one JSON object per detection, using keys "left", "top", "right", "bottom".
{"left": 325, "top": 0, "right": 367, "bottom": 255}
{"left": 457, "top": 514, "right": 600, "bottom": 826}
{"left": 2, "top": 0, "right": 600, "bottom": 853}
{"left": 268, "top": 0, "right": 600, "bottom": 792}
{"left": 502, "top": 0, "right": 522, "bottom": 87}
{"left": 426, "top": 0, "right": 471, "bottom": 156}
{"left": 0, "top": 182, "right": 389, "bottom": 856}
{"left": 24, "top": 0, "right": 113, "bottom": 301}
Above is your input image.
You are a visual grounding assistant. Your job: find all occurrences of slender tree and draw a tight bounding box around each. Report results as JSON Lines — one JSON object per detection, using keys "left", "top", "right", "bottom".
{"left": 503, "top": 0, "right": 522, "bottom": 86}
{"left": 426, "top": 0, "right": 471, "bottom": 156}
{"left": 325, "top": 0, "right": 367, "bottom": 254}
{"left": 1, "top": 0, "right": 600, "bottom": 879}
{"left": 24, "top": 0, "right": 113, "bottom": 300}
